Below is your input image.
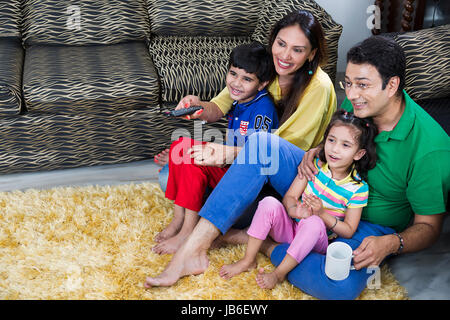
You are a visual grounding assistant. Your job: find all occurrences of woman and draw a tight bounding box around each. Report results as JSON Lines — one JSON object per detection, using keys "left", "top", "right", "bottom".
{"left": 145, "top": 10, "right": 336, "bottom": 288}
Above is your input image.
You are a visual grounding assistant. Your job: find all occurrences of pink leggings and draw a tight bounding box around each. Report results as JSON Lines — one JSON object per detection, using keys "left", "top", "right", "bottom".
{"left": 247, "top": 196, "right": 329, "bottom": 263}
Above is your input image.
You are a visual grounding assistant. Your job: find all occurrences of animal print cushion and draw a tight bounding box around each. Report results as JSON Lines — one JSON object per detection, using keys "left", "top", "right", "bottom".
{"left": 0, "top": 38, "right": 24, "bottom": 116}
{"left": 21, "top": 0, "right": 150, "bottom": 46}
{"left": 251, "top": 0, "right": 343, "bottom": 84}
{"left": 147, "top": 0, "right": 262, "bottom": 36}
{"left": 394, "top": 25, "right": 450, "bottom": 100}
{"left": 23, "top": 41, "right": 159, "bottom": 115}
{"left": 149, "top": 35, "right": 252, "bottom": 103}
{"left": 0, "top": 0, "right": 21, "bottom": 38}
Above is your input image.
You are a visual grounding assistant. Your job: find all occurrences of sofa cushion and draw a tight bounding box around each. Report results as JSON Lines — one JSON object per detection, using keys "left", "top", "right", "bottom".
{"left": 0, "top": 109, "right": 227, "bottom": 174}
{"left": 0, "top": 0, "right": 21, "bottom": 38}
{"left": 0, "top": 38, "right": 24, "bottom": 116}
{"left": 22, "top": 0, "right": 150, "bottom": 46}
{"left": 149, "top": 35, "right": 252, "bottom": 103}
{"left": 394, "top": 25, "right": 450, "bottom": 100}
{"left": 148, "top": 0, "right": 262, "bottom": 36}
{"left": 251, "top": 0, "right": 342, "bottom": 84}
{"left": 23, "top": 41, "right": 159, "bottom": 115}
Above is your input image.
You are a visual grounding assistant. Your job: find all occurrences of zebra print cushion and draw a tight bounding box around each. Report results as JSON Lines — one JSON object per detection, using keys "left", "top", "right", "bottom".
{"left": 0, "top": 0, "right": 21, "bottom": 38}
{"left": 0, "top": 38, "right": 24, "bottom": 116}
{"left": 149, "top": 35, "right": 252, "bottom": 103}
{"left": 23, "top": 41, "right": 160, "bottom": 115}
{"left": 21, "top": 0, "right": 150, "bottom": 46}
{"left": 147, "top": 0, "right": 262, "bottom": 36}
{"left": 394, "top": 25, "right": 450, "bottom": 100}
{"left": 0, "top": 109, "right": 227, "bottom": 174}
{"left": 251, "top": 0, "right": 342, "bottom": 84}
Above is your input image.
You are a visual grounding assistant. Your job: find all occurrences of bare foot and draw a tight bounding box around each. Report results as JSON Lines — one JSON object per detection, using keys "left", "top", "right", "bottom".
{"left": 154, "top": 148, "right": 170, "bottom": 167}
{"left": 144, "top": 247, "right": 209, "bottom": 287}
{"left": 255, "top": 268, "right": 283, "bottom": 289}
{"left": 154, "top": 218, "right": 183, "bottom": 243}
{"left": 219, "top": 259, "right": 257, "bottom": 279}
{"left": 153, "top": 233, "right": 189, "bottom": 255}
{"left": 211, "top": 228, "right": 249, "bottom": 249}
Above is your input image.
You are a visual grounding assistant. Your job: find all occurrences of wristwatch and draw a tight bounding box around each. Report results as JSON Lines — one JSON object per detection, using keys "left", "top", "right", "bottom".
{"left": 393, "top": 232, "right": 404, "bottom": 255}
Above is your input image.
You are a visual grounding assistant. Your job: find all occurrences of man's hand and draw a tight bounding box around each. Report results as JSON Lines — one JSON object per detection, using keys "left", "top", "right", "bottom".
{"left": 352, "top": 234, "right": 398, "bottom": 270}
{"left": 297, "top": 147, "right": 322, "bottom": 181}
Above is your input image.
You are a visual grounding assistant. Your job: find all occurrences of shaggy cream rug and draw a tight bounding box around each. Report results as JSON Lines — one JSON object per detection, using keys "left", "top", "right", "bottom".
{"left": 0, "top": 182, "right": 408, "bottom": 300}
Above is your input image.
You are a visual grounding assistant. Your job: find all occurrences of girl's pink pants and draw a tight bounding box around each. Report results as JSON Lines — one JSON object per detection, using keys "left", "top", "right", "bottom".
{"left": 247, "top": 196, "right": 329, "bottom": 263}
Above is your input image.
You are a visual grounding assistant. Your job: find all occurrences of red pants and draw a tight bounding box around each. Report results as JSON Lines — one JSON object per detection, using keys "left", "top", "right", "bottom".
{"left": 165, "top": 137, "right": 229, "bottom": 212}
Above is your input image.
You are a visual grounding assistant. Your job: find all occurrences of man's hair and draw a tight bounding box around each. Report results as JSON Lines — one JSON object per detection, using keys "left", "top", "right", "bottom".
{"left": 228, "top": 41, "right": 274, "bottom": 83}
{"left": 347, "top": 36, "right": 406, "bottom": 96}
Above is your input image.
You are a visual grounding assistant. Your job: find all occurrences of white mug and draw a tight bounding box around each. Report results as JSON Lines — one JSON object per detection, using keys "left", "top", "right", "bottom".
{"left": 325, "top": 241, "right": 356, "bottom": 281}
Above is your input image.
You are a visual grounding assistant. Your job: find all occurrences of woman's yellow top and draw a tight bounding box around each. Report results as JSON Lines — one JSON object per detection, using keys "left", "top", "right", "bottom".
{"left": 210, "top": 67, "right": 337, "bottom": 151}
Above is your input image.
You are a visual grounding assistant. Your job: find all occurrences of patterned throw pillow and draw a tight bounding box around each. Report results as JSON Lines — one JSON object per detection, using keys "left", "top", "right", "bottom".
{"left": 149, "top": 35, "right": 252, "bottom": 103}
{"left": 147, "top": 0, "right": 262, "bottom": 36}
{"left": 394, "top": 24, "right": 450, "bottom": 100}
{"left": 22, "top": 0, "right": 150, "bottom": 46}
{"left": 251, "top": 0, "right": 342, "bottom": 84}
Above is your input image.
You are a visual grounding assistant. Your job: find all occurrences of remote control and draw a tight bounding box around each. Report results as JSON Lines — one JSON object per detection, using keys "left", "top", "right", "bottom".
{"left": 167, "top": 106, "right": 203, "bottom": 117}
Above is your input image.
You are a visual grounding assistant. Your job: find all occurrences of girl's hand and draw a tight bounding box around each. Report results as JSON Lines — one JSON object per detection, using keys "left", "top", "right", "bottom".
{"left": 294, "top": 202, "right": 312, "bottom": 219}
{"left": 302, "top": 194, "right": 323, "bottom": 216}
{"left": 175, "top": 95, "right": 204, "bottom": 120}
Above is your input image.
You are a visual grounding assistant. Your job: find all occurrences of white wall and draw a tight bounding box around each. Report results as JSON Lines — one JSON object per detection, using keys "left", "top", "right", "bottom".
{"left": 314, "top": 0, "right": 375, "bottom": 74}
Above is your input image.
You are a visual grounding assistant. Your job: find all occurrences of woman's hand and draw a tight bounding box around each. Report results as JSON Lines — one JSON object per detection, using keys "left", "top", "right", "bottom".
{"left": 187, "top": 142, "right": 239, "bottom": 167}
{"left": 175, "top": 95, "right": 204, "bottom": 120}
{"left": 297, "top": 147, "right": 322, "bottom": 181}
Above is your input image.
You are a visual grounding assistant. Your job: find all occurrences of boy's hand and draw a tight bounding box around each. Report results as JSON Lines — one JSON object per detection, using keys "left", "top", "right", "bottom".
{"left": 302, "top": 194, "right": 323, "bottom": 216}
{"left": 175, "top": 95, "right": 204, "bottom": 120}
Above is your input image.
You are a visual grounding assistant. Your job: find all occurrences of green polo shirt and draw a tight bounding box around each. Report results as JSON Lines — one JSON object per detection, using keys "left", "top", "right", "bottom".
{"left": 341, "top": 91, "right": 450, "bottom": 231}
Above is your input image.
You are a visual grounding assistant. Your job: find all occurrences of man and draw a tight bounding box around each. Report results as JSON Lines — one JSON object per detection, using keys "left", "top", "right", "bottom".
{"left": 145, "top": 36, "right": 449, "bottom": 300}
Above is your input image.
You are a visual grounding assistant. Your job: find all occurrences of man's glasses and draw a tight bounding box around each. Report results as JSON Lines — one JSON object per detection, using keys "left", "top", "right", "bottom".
{"left": 339, "top": 80, "right": 373, "bottom": 91}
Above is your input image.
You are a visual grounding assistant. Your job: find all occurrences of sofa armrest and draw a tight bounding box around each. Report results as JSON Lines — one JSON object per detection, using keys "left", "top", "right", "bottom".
{"left": 0, "top": 37, "right": 24, "bottom": 116}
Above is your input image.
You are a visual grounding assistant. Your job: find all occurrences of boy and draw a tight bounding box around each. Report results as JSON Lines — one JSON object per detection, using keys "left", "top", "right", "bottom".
{"left": 153, "top": 41, "right": 279, "bottom": 255}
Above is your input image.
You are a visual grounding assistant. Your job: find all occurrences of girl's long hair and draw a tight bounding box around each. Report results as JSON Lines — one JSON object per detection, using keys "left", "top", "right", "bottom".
{"left": 318, "top": 109, "right": 378, "bottom": 182}
{"left": 268, "top": 10, "right": 327, "bottom": 125}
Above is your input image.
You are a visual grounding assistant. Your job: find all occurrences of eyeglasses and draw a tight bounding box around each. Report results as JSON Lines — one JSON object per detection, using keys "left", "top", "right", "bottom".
{"left": 339, "top": 80, "right": 374, "bottom": 91}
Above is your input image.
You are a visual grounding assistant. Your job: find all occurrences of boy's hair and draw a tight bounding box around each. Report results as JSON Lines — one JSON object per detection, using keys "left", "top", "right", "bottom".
{"left": 318, "top": 109, "right": 378, "bottom": 182}
{"left": 347, "top": 36, "right": 406, "bottom": 97}
{"left": 228, "top": 41, "right": 274, "bottom": 83}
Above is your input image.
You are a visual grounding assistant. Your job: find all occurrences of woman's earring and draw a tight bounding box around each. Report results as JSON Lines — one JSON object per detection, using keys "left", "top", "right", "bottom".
{"left": 307, "top": 60, "right": 313, "bottom": 75}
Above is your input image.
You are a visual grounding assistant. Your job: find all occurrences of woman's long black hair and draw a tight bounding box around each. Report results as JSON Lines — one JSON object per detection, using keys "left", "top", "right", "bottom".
{"left": 268, "top": 10, "right": 328, "bottom": 125}
{"left": 318, "top": 109, "right": 378, "bottom": 182}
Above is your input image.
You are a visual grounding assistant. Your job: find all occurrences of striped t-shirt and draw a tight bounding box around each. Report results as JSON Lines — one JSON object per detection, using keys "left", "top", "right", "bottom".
{"left": 302, "top": 159, "right": 369, "bottom": 221}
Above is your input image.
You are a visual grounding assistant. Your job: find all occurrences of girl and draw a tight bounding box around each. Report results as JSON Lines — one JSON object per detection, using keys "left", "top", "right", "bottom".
{"left": 219, "top": 110, "right": 378, "bottom": 289}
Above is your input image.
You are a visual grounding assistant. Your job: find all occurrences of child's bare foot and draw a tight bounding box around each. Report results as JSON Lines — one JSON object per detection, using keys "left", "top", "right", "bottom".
{"left": 154, "top": 148, "right": 170, "bottom": 167}
{"left": 153, "top": 233, "right": 189, "bottom": 255}
{"left": 255, "top": 268, "right": 283, "bottom": 289}
{"left": 154, "top": 218, "right": 183, "bottom": 243}
{"left": 219, "top": 259, "right": 256, "bottom": 279}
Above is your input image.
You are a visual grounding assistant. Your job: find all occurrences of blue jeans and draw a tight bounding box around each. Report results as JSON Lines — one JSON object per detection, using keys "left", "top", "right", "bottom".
{"left": 271, "top": 220, "right": 395, "bottom": 300}
{"left": 199, "top": 132, "right": 305, "bottom": 234}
